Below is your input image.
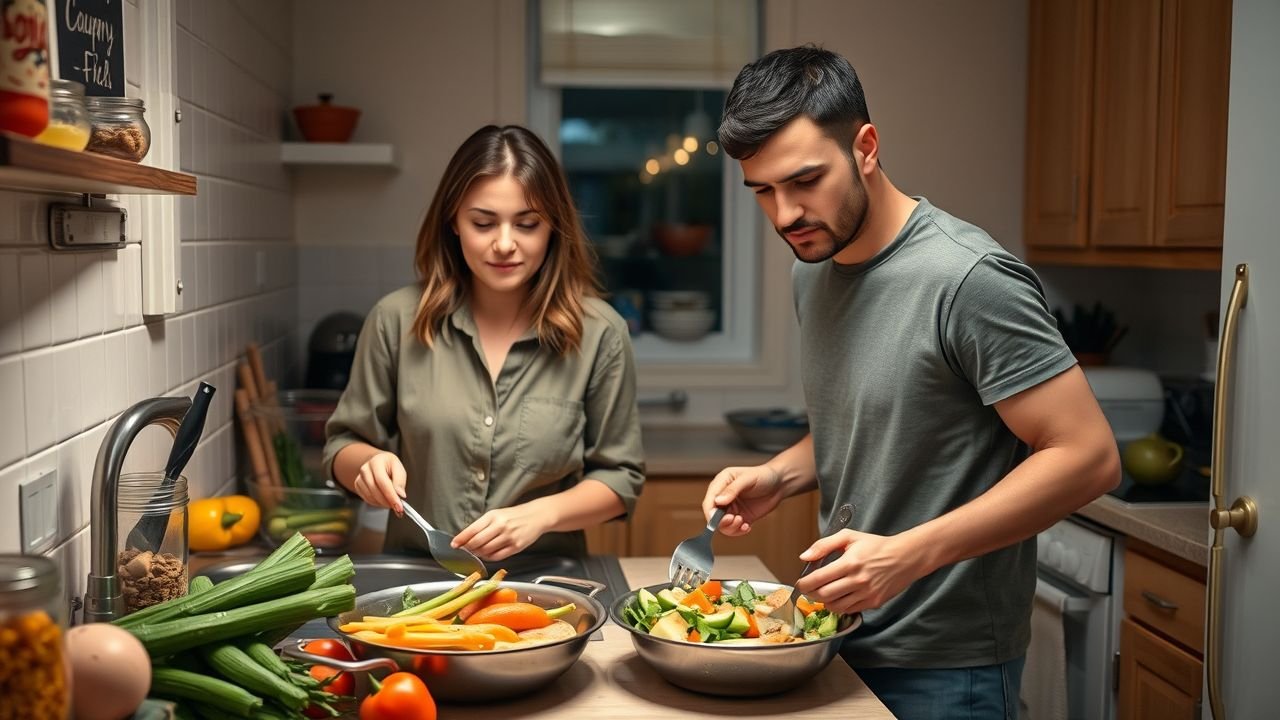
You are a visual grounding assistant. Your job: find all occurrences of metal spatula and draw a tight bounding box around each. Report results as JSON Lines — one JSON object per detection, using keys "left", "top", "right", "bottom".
{"left": 400, "top": 500, "right": 488, "bottom": 579}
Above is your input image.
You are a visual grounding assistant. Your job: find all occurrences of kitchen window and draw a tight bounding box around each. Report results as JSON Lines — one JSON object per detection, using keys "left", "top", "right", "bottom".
{"left": 531, "top": 0, "right": 763, "bottom": 365}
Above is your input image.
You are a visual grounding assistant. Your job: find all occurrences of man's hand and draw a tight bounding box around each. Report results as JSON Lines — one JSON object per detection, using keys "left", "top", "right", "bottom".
{"left": 452, "top": 503, "right": 553, "bottom": 562}
{"left": 793, "top": 530, "right": 929, "bottom": 615}
{"left": 353, "top": 452, "right": 407, "bottom": 511}
{"left": 702, "top": 464, "right": 787, "bottom": 536}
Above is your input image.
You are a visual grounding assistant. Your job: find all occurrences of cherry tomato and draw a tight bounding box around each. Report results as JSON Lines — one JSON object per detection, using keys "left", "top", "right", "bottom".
{"left": 302, "top": 639, "right": 356, "bottom": 718}
{"left": 359, "top": 672, "right": 436, "bottom": 720}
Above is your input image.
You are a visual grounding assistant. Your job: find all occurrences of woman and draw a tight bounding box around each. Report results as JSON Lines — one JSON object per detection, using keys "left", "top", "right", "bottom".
{"left": 324, "top": 125, "right": 645, "bottom": 561}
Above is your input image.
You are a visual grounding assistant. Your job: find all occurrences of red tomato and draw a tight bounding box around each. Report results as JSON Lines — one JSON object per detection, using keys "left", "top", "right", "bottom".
{"left": 359, "top": 672, "right": 436, "bottom": 720}
{"left": 303, "top": 639, "right": 356, "bottom": 718}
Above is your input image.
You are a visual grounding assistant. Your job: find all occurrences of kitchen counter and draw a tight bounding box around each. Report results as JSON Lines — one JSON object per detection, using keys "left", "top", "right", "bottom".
{"left": 441, "top": 555, "right": 895, "bottom": 719}
{"left": 642, "top": 423, "right": 1211, "bottom": 566}
{"left": 1076, "top": 494, "right": 1209, "bottom": 566}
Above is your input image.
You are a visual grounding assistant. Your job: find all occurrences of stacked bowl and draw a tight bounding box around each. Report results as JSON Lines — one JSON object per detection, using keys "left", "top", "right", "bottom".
{"left": 649, "top": 292, "right": 715, "bottom": 341}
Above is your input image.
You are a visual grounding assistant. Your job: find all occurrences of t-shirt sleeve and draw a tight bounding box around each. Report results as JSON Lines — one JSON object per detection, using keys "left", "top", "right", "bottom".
{"left": 942, "top": 254, "right": 1076, "bottom": 406}
{"left": 581, "top": 324, "right": 646, "bottom": 518}
{"left": 323, "top": 304, "right": 400, "bottom": 482}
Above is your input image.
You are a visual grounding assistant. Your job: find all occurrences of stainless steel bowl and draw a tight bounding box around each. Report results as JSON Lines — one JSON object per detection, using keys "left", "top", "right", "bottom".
{"left": 609, "top": 579, "right": 862, "bottom": 697}
{"left": 289, "top": 575, "right": 607, "bottom": 703}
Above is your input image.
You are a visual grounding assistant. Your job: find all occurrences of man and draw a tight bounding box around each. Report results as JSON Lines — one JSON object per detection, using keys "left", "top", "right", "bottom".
{"left": 702, "top": 46, "right": 1119, "bottom": 719}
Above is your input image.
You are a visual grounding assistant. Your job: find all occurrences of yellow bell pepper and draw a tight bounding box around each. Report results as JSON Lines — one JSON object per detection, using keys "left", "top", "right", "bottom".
{"left": 189, "top": 495, "right": 261, "bottom": 551}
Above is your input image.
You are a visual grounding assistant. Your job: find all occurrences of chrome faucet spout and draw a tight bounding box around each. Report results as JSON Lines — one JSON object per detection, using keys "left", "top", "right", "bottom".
{"left": 83, "top": 396, "right": 191, "bottom": 623}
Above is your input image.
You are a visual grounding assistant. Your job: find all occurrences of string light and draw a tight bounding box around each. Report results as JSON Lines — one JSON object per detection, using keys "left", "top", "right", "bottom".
{"left": 705, "top": 140, "right": 719, "bottom": 155}
{"left": 682, "top": 136, "right": 698, "bottom": 153}
{"left": 645, "top": 158, "right": 661, "bottom": 175}
{"left": 673, "top": 148, "right": 690, "bottom": 166}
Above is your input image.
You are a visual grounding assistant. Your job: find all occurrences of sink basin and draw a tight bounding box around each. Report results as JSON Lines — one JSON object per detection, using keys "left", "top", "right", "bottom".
{"left": 197, "top": 553, "right": 626, "bottom": 640}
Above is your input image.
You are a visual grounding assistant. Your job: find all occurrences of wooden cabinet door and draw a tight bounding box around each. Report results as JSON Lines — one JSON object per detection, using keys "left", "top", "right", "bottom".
{"left": 1154, "top": 0, "right": 1232, "bottom": 248}
{"left": 1118, "top": 617, "right": 1202, "bottom": 720}
{"left": 1090, "top": 0, "right": 1162, "bottom": 248}
{"left": 584, "top": 519, "right": 629, "bottom": 556}
{"left": 627, "top": 478, "right": 818, "bottom": 582}
{"left": 1024, "top": 0, "right": 1094, "bottom": 249}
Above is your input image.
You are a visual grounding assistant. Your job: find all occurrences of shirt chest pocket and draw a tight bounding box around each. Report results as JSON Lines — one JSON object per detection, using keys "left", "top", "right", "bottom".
{"left": 515, "top": 397, "right": 586, "bottom": 477}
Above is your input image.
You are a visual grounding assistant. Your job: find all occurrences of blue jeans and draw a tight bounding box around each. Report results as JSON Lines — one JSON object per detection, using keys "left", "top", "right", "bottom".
{"left": 850, "top": 655, "right": 1026, "bottom": 720}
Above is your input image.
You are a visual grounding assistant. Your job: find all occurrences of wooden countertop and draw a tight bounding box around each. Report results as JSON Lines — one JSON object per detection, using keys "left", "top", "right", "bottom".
{"left": 641, "top": 424, "right": 1210, "bottom": 565}
{"left": 442, "top": 555, "right": 895, "bottom": 719}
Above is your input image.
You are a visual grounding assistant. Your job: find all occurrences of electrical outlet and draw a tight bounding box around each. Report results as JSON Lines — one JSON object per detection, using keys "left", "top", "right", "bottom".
{"left": 20, "top": 469, "right": 58, "bottom": 554}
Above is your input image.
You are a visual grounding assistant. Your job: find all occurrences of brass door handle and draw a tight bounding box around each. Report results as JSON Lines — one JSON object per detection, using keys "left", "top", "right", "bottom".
{"left": 1206, "top": 264, "right": 1261, "bottom": 720}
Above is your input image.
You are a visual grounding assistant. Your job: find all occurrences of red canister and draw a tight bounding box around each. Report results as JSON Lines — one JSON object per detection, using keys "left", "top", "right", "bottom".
{"left": 0, "top": 0, "right": 50, "bottom": 137}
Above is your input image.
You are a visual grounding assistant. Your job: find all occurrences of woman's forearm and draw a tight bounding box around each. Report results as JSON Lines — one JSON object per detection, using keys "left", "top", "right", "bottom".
{"left": 332, "top": 442, "right": 385, "bottom": 494}
{"left": 530, "top": 479, "right": 627, "bottom": 533}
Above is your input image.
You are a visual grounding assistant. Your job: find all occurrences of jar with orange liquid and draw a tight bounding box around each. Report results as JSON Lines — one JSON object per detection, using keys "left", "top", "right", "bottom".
{"left": 34, "top": 79, "right": 90, "bottom": 151}
{"left": 0, "top": 555, "right": 70, "bottom": 720}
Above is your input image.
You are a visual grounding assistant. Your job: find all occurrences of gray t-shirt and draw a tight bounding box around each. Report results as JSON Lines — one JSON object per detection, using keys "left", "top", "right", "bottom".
{"left": 793, "top": 198, "right": 1075, "bottom": 668}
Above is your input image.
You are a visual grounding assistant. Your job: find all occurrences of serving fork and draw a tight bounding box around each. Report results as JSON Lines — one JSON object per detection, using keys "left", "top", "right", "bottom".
{"left": 668, "top": 507, "right": 726, "bottom": 588}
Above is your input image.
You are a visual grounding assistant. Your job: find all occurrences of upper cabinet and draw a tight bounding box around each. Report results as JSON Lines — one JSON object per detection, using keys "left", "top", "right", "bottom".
{"left": 1024, "top": 0, "right": 1232, "bottom": 270}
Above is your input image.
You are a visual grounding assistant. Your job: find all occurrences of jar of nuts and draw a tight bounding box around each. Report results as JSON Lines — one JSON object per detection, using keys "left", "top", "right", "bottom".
{"left": 84, "top": 96, "right": 151, "bottom": 162}
{"left": 116, "top": 473, "right": 189, "bottom": 615}
{"left": 0, "top": 555, "right": 70, "bottom": 720}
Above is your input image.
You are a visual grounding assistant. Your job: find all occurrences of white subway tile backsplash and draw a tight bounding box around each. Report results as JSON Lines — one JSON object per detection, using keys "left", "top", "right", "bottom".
{"left": 124, "top": 327, "right": 149, "bottom": 403}
{"left": 0, "top": 252, "right": 22, "bottom": 356}
{"left": 22, "top": 349, "right": 55, "bottom": 453}
{"left": 15, "top": 193, "right": 48, "bottom": 246}
{"left": 0, "top": 462, "right": 26, "bottom": 554}
{"left": 49, "top": 527, "right": 89, "bottom": 620}
{"left": 75, "top": 253, "right": 105, "bottom": 337}
{"left": 0, "top": 193, "right": 17, "bottom": 243}
{"left": 53, "top": 344, "right": 82, "bottom": 440}
{"left": 49, "top": 254, "right": 78, "bottom": 343}
{"left": 102, "top": 248, "right": 125, "bottom": 332}
{"left": 56, "top": 436, "right": 85, "bottom": 539}
{"left": 167, "top": 318, "right": 183, "bottom": 392}
{"left": 149, "top": 323, "right": 168, "bottom": 396}
{"left": 103, "top": 332, "right": 127, "bottom": 415}
{"left": 181, "top": 315, "right": 196, "bottom": 386}
{"left": 19, "top": 252, "right": 51, "bottom": 349}
{"left": 122, "top": 245, "right": 143, "bottom": 326}
{"left": 0, "top": 357, "right": 26, "bottom": 466}
{"left": 77, "top": 338, "right": 106, "bottom": 428}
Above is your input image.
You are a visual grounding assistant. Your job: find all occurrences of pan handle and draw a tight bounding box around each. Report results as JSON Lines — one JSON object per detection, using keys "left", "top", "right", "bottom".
{"left": 282, "top": 639, "right": 400, "bottom": 673}
{"left": 533, "top": 575, "right": 606, "bottom": 598}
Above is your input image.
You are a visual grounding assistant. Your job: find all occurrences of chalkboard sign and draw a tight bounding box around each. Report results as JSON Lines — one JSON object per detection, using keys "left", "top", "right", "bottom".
{"left": 51, "top": 0, "right": 124, "bottom": 96}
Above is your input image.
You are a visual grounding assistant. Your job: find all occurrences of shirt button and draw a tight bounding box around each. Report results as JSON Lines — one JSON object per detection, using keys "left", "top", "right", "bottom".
{"left": 483, "top": 415, "right": 494, "bottom": 427}
{"left": 476, "top": 470, "right": 485, "bottom": 481}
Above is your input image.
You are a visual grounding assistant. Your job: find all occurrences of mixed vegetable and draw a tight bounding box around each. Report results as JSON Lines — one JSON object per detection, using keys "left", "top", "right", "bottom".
{"left": 622, "top": 580, "right": 842, "bottom": 644}
{"left": 336, "top": 570, "right": 579, "bottom": 652}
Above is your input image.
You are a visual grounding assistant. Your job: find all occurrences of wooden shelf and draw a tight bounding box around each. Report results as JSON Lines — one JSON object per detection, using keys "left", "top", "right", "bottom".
{"left": 280, "top": 142, "right": 396, "bottom": 167}
{"left": 0, "top": 132, "right": 197, "bottom": 195}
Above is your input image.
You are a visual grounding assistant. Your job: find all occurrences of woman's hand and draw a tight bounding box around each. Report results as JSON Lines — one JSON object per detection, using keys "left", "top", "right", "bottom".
{"left": 452, "top": 503, "right": 554, "bottom": 562}
{"left": 352, "top": 451, "right": 407, "bottom": 511}
{"left": 702, "top": 464, "right": 786, "bottom": 536}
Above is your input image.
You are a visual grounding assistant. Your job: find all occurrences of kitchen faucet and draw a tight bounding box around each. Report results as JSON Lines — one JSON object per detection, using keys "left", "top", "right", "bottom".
{"left": 83, "top": 396, "right": 191, "bottom": 623}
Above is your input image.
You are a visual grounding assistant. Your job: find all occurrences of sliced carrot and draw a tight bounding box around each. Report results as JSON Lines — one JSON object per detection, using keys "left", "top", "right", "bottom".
{"left": 796, "top": 597, "right": 825, "bottom": 616}
{"left": 464, "top": 602, "right": 552, "bottom": 631}
{"left": 697, "top": 580, "right": 722, "bottom": 602}
{"left": 679, "top": 588, "right": 714, "bottom": 613}
{"left": 458, "top": 587, "right": 519, "bottom": 622}
{"left": 687, "top": 628, "right": 701, "bottom": 643}
{"left": 745, "top": 612, "right": 760, "bottom": 639}
{"left": 459, "top": 622, "right": 520, "bottom": 643}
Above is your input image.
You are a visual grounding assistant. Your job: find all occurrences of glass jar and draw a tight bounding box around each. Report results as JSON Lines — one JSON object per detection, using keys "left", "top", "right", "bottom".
{"left": 116, "top": 473, "right": 189, "bottom": 615}
{"left": 0, "top": 555, "right": 70, "bottom": 719}
{"left": 0, "top": 0, "right": 51, "bottom": 137}
{"left": 34, "top": 79, "right": 91, "bottom": 151}
{"left": 84, "top": 96, "right": 151, "bottom": 162}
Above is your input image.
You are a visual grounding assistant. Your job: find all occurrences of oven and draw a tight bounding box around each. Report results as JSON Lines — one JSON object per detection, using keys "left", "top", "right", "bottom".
{"left": 1025, "top": 516, "right": 1123, "bottom": 720}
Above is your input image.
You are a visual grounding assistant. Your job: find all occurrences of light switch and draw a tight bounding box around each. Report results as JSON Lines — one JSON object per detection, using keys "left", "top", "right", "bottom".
{"left": 20, "top": 469, "right": 58, "bottom": 554}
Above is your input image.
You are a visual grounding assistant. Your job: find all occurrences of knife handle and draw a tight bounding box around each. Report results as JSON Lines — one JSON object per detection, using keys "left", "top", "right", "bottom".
{"left": 166, "top": 382, "right": 215, "bottom": 479}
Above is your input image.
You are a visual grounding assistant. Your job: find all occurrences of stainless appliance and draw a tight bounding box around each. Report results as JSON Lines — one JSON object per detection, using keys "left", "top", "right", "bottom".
{"left": 1033, "top": 516, "right": 1122, "bottom": 720}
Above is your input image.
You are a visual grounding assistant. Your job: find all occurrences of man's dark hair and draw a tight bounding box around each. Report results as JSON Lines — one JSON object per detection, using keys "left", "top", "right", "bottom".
{"left": 718, "top": 45, "right": 871, "bottom": 160}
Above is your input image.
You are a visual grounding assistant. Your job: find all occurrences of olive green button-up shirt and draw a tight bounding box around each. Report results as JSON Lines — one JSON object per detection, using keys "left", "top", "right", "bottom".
{"left": 323, "top": 286, "right": 646, "bottom": 558}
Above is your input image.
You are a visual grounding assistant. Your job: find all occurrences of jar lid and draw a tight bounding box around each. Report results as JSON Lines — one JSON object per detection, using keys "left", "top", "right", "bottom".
{"left": 86, "top": 96, "right": 146, "bottom": 110}
{"left": 50, "top": 79, "right": 86, "bottom": 96}
{"left": 0, "top": 555, "right": 60, "bottom": 608}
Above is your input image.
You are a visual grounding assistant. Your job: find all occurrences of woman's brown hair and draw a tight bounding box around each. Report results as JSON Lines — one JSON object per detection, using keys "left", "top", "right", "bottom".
{"left": 411, "top": 125, "right": 600, "bottom": 354}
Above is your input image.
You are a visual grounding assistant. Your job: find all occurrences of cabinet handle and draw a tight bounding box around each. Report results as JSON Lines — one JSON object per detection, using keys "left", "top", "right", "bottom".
{"left": 1140, "top": 590, "right": 1178, "bottom": 611}
{"left": 1206, "top": 264, "right": 1261, "bottom": 720}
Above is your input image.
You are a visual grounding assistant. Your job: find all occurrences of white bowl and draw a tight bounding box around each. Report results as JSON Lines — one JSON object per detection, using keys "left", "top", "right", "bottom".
{"left": 650, "top": 291, "right": 711, "bottom": 311}
{"left": 650, "top": 309, "right": 715, "bottom": 341}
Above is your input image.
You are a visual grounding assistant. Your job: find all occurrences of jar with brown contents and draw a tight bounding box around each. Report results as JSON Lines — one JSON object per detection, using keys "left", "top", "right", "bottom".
{"left": 0, "top": 556, "right": 70, "bottom": 720}
{"left": 84, "top": 96, "right": 151, "bottom": 162}
{"left": 116, "top": 473, "right": 190, "bottom": 614}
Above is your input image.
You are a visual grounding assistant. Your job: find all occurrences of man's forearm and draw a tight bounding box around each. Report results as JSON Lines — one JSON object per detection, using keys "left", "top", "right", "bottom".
{"left": 766, "top": 434, "right": 820, "bottom": 499}
{"left": 905, "top": 442, "right": 1120, "bottom": 576}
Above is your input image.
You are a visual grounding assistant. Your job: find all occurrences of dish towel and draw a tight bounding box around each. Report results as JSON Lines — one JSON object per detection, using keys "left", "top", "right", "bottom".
{"left": 1020, "top": 582, "right": 1069, "bottom": 720}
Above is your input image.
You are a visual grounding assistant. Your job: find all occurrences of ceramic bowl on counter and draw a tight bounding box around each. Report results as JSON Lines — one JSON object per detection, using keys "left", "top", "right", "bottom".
{"left": 649, "top": 290, "right": 711, "bottom": 312}
{"left": 725, "top": 409, "right": 810, "bottom": 452}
